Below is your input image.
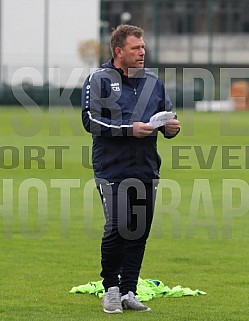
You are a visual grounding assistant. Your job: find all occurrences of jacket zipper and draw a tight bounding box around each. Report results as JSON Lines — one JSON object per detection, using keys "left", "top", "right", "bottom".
{"left": 134, "top": 88, "right": 137, "bottom": 95}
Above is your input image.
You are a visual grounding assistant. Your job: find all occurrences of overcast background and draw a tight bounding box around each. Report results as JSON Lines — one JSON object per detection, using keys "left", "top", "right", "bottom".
{"left": 1, "top": 0, "right": 99, "bottom": 85}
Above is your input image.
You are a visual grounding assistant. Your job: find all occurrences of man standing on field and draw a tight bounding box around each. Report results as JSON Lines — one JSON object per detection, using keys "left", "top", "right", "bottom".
{"left": 82, "top": 24, "right": 180, "bottom": 313}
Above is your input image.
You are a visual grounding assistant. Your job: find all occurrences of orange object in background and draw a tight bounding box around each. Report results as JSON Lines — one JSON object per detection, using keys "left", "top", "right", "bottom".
{"left": 230, "top": 81, "right": 249, "bottom": 110}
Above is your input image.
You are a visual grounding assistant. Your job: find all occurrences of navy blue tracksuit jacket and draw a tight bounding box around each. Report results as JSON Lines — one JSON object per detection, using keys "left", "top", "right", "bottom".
{"left": 82, "top": 59, "right": 177, "bottom": 183}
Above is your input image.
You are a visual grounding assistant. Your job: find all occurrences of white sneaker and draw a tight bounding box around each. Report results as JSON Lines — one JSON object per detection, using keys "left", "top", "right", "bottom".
{"left": 121, "top": 291, "right": 151, "bottom": 312}
{"left": 102, "top": 286, "right": 123, "bottom": 314}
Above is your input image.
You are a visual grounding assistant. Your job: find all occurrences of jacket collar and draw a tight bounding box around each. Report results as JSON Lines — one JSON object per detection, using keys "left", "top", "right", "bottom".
{"left": 102, "top": 59, "right": 145, "bottom": 78}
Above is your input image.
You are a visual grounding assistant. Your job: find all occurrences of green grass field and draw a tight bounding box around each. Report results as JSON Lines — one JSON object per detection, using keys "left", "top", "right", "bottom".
{"left": 1, "top": 106, "right": 249, "bottom": 320}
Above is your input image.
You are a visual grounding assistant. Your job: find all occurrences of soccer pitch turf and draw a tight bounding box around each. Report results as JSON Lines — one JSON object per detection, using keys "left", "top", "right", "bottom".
{"left": 1, "top": 106, "right": 249, "bottom": 320}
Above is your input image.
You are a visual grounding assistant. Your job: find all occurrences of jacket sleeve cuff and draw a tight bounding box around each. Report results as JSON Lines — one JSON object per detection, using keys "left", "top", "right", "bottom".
{"left": 160, "top": 126, "right": 180, "bottom": 139}
{"left": 122, "top": 126, "right": 133, "bottom": 137}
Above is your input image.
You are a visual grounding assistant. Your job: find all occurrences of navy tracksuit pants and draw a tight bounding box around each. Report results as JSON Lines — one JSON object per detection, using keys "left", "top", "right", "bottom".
{"left": 97, "top": 178, "right": 158, "bottom": 296}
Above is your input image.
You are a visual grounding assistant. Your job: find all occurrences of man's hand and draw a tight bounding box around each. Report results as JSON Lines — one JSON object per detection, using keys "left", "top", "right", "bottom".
{"left": 133, "top": 122, "right": 154, "bottom": 138}
{"left": 164, "top": 119, "right": 181, "bottom": 135}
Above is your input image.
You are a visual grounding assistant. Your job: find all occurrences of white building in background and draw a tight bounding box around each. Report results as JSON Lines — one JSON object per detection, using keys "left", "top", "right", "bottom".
{"left": 1, "top": 0, "right": 99, "bottom": 86}
{"left": 1, "top": 0, "right": 249, "bottom": 89}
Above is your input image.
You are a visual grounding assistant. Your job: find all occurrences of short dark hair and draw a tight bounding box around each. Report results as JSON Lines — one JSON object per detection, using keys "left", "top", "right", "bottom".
{"left": 110, "top": 24, "right": 144, "bottom": 58}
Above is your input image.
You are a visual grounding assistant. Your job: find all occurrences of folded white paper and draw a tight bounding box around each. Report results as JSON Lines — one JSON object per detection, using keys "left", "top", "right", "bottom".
{"left": 148, "top": 111, "right": 176, "bottom": 129}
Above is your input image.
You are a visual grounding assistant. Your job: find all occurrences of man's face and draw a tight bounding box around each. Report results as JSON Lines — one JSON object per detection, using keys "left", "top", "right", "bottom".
{"left": 119, "top": 35, "right": 145, "bottom": 70}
